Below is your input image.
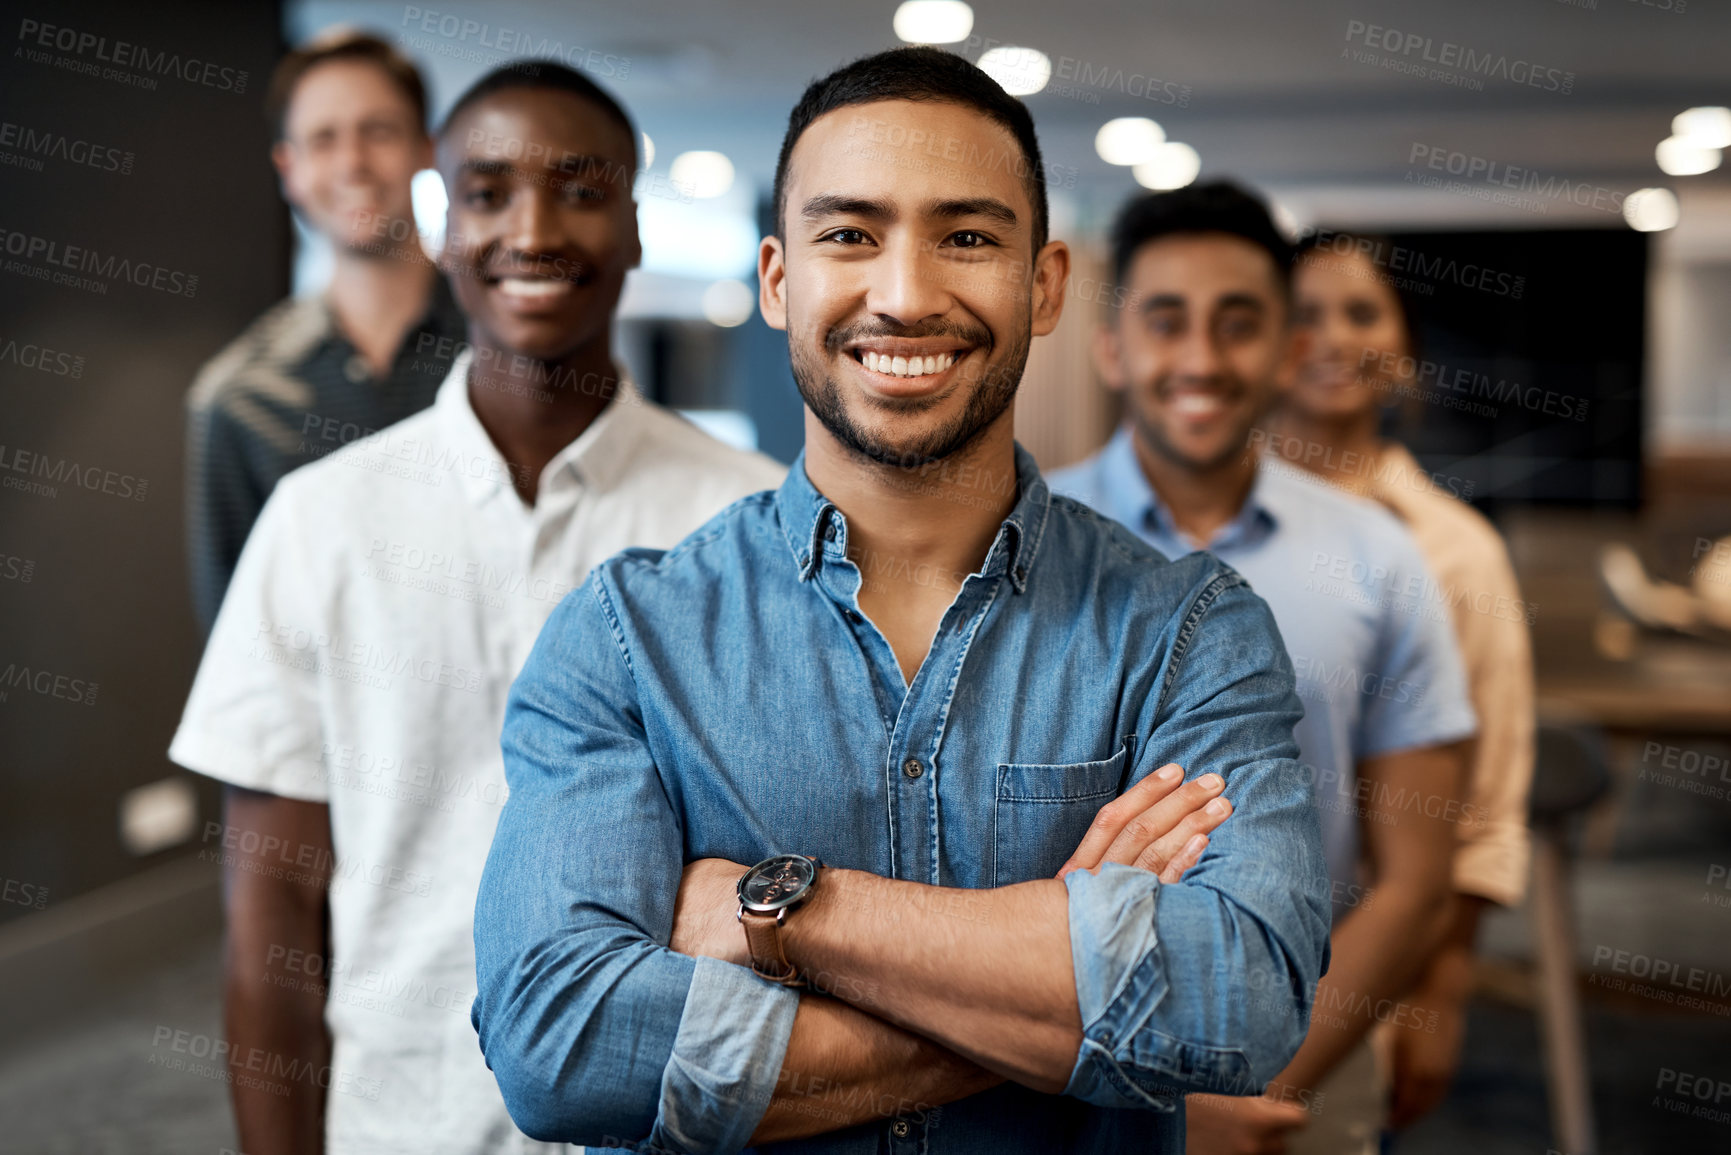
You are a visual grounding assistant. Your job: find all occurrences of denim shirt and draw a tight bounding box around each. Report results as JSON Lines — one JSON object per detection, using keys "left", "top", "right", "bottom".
{"left": 472, "top": 445, "right": 1332, "bottom": 1155}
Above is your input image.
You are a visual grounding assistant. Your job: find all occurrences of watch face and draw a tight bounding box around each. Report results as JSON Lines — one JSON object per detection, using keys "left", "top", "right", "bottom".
{"left": 739, "top": 854, "right": 817, "bottom": 912}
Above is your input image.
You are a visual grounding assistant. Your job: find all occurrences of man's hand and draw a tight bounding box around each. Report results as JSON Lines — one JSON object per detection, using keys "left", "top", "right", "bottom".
{"left": 1057, "top": 764, "right": 1231, "bottom": 882}
{"left": 670, "top": 857, "right": 751, "bottom": 965}
{"left": 1184, "top": 1092, "right": 1311, "bottom": 1155}
{"left": 1388, "top": 894, "right": 1483, "bottom": 1129}
{"left": 1388, "top": 998, "right": 1464, "bottom": 1129}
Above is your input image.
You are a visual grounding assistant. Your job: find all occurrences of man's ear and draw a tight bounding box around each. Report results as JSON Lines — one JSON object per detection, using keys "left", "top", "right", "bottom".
{"left": 1092, "top": 321, "right": 1125, "bottom": 392}
{"left": 1030, "top": 239, "right": 1070, "bottom": 338}
{"left": 623, "top": 189, "right": 643, "bottom": 272}
{"left": 758, "top": 235, "right": 788, "bottom": 331}
{"left": 270, "top": 140, "right": 297, "bottom": 203}
{"left": 1272, "top": 315, "right": 1303, "bottom": 400}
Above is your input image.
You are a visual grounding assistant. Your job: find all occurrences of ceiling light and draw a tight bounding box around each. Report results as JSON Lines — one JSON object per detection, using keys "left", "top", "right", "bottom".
{"left": 669, "top": 150, "right": 735, "bottom": 198}
{"left": 1095, "top": 117, "right": 1165, "bottom": 166}
{"left": 893, "top": 1, "right": 973, "bottom": 44}
{"left": 978, "top": 46, "right": 1051, "bottom": 96}
{"left": 1623, "top": 187, "right": 1679, "bottom": 232}
{"left": 1672, "top": 106, "right": 1731, "bottom": 150}
{"left": 1656, "top": 135, "right": 1722, "bottom": 177}
{"left": 1133, "top": 142, "right": 1201, "bottom": 190}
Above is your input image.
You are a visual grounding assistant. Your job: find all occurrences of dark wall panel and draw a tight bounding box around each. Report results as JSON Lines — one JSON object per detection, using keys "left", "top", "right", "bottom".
{"left": 1, "top": 0, "right": 288, "bottom": 924}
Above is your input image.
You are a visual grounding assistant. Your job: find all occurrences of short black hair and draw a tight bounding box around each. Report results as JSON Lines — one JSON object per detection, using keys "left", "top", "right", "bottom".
{"left": 439, "top": 60, "right": 636, "bottom": 167}
{"left": 773, "top": 47, "right": 1049, "bottom": 251}
{"left": 1109, "top": 180, "right": 1294, "bottom": 294}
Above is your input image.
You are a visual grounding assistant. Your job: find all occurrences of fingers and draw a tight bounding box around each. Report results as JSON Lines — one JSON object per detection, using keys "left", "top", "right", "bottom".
{"left": 1058, "top": 762, "right": 1185, "bottom": 877}
{"left": 1156, "top": 833, "right": 1208, "bottom": 884}
{"left": 1104, "top": 772, "right": 1230, "bottom": 873}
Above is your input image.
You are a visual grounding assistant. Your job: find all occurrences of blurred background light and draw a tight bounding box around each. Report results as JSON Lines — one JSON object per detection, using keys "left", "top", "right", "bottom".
{"left": 892, "top": 0, "right": 974, "bottom": 44}
{"left": 701, "top": 278, "right": 756, "bottom": 327}
{"left": 1656, "top": 136, "right": 1722, "bottom": 177}
{"left": 1624, "top": 186, "right": 1680, "bottom": 232}
{"left": 1132, "top": 141, "right": 1202, "bottom": 190}
{"left": 410, "top": 167, "right": 447, "bottom": 258}
{"left": 669, "top": 149, "right": 735, "bottom": 198}
{"left": 1095, "top": 117, "right": 1165, "bottom": 166}
{"left": 1671, "top": 106, "right": 1731, "bottom": 150}
{"left": 977, "top": 46, "right": 1051, "bottom": 96}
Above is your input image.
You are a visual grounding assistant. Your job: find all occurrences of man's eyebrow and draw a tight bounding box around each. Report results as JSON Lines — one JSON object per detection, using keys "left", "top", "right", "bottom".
{"left": 801, "top": 194, "right": 897, "bottom": 221}
{"left": 923, "top": 197, "right": 1018, "bottom": 228}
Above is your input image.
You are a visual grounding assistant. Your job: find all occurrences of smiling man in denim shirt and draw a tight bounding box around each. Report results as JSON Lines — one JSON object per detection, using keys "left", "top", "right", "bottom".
{"left": 472, "top": 49, "right": 1332, "bottom": 1154}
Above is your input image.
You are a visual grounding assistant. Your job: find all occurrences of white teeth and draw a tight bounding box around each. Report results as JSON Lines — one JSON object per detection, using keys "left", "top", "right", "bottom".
{"left": 496, "top": 278, "right": 571, "bottom": 302}
{"left": 859, "top": 351, "right": 958, "bottom": 378}
{"left": 1172, "top": 393, "right": 1225, "bottom": 416}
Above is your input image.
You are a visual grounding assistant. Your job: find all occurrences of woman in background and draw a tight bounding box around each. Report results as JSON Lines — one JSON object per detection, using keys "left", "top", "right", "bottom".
{"left": 1268, "top": 233, "right": 1538, "bottom": 1138}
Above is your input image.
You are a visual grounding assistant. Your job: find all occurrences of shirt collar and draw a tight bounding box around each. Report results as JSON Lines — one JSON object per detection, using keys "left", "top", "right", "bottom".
{"left": 312, "top": 275, "right": 461, "bottom": 360}
{"left": 433, "top": 349, "right": 648, "bottom": 509}
{"left": 1097, "top": 425, "right": 1280, "bottom": 553}
{"left": 774, "top": 442, "right": 1050, "bottom": 595}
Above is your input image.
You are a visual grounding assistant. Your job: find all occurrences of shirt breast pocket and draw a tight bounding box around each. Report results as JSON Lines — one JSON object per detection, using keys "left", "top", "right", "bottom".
{"left": 993, "top": 735, "right": 1137, "bottom": 887}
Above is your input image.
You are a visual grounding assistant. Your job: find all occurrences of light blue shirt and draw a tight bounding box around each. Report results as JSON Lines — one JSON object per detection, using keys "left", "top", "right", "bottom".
{"left": 473, "top": 444, "right": 1332, "bottom": 1153}
{"left": 1050, "top": 427, "right": 1477, "bottom": 907}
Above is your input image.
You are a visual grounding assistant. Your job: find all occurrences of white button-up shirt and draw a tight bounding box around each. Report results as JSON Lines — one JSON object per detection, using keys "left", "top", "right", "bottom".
{"left": 170, "top": 351, "right": 785, "bottom": 1154}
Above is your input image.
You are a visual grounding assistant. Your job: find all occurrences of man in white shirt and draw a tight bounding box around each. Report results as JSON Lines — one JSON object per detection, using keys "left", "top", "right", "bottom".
{"left": 169, "top": 62, "right": 783, "bottom": 1155}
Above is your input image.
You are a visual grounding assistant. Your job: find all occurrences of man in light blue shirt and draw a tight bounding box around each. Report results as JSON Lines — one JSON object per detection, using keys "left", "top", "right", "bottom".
{"left": 1048, "top": 182, "right": 1476, "bottom": 1154}
{"left": 472, "top": 53, "right": 1331, "bottom": 1154}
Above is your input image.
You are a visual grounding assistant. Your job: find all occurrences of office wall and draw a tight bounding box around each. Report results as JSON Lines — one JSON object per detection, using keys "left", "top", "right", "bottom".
{"left": 0, "top": 1, "right": 288, "bottom": 926}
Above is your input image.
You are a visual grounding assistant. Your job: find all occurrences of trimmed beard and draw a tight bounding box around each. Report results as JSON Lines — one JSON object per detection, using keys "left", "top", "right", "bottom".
{"left": 790, "top": 315, "right": 1029, "bottom": 469}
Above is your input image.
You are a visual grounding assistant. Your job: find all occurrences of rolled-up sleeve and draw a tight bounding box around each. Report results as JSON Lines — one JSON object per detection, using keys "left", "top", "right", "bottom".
{"left": 472, "top": 574, "right": 798, "bottom": 1152}
{"left": 1062, "top": 572, "right": 1332, "bottom": 1109}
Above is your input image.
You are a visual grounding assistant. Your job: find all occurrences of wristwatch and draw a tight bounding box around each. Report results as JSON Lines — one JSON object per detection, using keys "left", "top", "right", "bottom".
{"left": 736, "top": 853, "right": 822, "bottom": 985}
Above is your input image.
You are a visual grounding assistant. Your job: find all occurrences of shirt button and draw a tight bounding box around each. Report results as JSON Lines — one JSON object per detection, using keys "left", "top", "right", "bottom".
{"left": 344, "top": 354, "right": 371, "bottom": 383}
{"left": 844, "top": 609, "right": 860, "bottom": 624}
{"left": 1014, "top": 564, "right": 1028, "bottom": 583}
{"left": 903, "top": 757, "right": 924, "bottom": 779}
{"left": 890, "top": 1120, "right": 910, "bottom": 1138}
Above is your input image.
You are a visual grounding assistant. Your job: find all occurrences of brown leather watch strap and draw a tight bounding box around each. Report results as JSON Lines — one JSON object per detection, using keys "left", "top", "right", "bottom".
{"left": 740, "top": 909, "right": 800, "bottom": 984}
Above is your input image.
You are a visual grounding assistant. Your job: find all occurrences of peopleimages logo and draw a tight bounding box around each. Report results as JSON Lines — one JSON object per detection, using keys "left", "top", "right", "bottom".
{"left": 0, "top": 120, "right": 133, "bottom": 175}
{"left": 1408, "top": 144, "right": 1625, "bottom": 215}
{"left": 1343, "top": 20, "right": 1575, "bottom": 94}
{"left": 0, "top": 228, "right": 197, "bottom": 297}
{"left": 15, "top": 18, "right": 249, "bottom": 92}
{"left": 1298, "top": 228, "right": 1525, "bottom": 300}
{"left": 399, "top": 7, "right": 630, "bottom": 79}
{"left": 0, "top": 443, "right": 149, "bottom": 501}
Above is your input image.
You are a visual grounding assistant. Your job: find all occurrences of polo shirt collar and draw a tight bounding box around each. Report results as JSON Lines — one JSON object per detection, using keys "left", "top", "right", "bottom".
{"left": 433, "top": 350, "right": 648, "bottom": 509}
{"left": 775, "top": 443, "right": 1050, "bottom": 594}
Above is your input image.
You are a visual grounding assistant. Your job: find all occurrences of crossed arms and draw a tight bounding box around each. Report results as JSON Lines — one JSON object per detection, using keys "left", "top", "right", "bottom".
{"left": 470, "top": 574, "right": 1332, "bottom": 1152}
